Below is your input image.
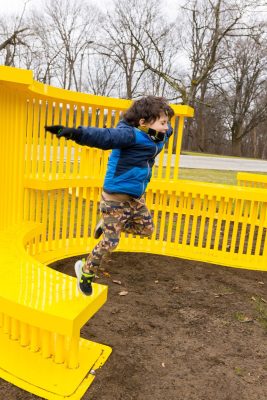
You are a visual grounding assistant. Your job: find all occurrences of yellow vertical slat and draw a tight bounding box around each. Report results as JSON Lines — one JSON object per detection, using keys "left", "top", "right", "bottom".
{"left": 20, "top": 322, "right": 30, "bottom": 347}
{"left": 61, "top": 188, "right": 69, "bottom": 248}
{"left": 198, "top": 195, "right": 209, "bottom": 249}
{"left": 205, "top": 196, "right": 217, "bottom": 250}
{"left": 91, "top": 106, "right": 97, "bottom": 126}
{"left": 62, "top": 103, "right": 72, "bottom": 178}
{"left": 165, "top": 131, "right": 174, "bottom": 181}
{"left": 3, "top": 314, "right": 11, "bottom": 335}
{"left": 181, "top": 193, "right": 192, "bottom": 248}
{"left": 255, "top": 202, "right": 267, "bottom": 256}
{"left": 76, "top": 187, "right": 84, "bottom": 242}
{"left": 41, "top": 192, "right": 49, "bottom": 253}
{"left": 30, "top": 326, "right": 40, "bottom": 352}
{"left": 189, "top": 194, "right": 201, "bottom": 249}
{"left": 238, "top": 200, "right": 250, "bottom": 255}
{"left": 65, "top": 140, "right": 73, "bottom": 178}
{"left": 35, "top": 190, "right": 42, "bottom": 224}
{"left": 55, "top": 190, "right": 62, "bottom": 247}
{"left": 31, "top": 99, "right": 39, "bottom": 179}
{"left": 47, "top": 191, "right": 55, "bottom": 250}
{"left": 54, "top": 334, "right": 65, "bottom": 364}
{"left": 25, "top": 98, "right": 33, "bottom": 178}
{"left": 174, "top": 116, "right": 184, "bottom": 180}
{"left": 159, "top": 190, "right": 168, "bottom": 243}
{"left": 106, "top": 108, "right": 112, "bottom": 128}
{"left": 82, "top": 187, "right": 91, "bottom": 247}
{"left": 11, "top": 318, "right": 19, "bottom": 340}
{"left": 44, "top": 100, "right": 53, "bottom": 179}
{"left": 113, "top": 109, "right": 120, "bottom": 126}
{"left": 247, "top": 201, "right": 258, "bottom": 255}
{"left": 213, "top": 197, "right": 225, "bottom": 251}
{"left": 38, "top": 101, "right": 46, "bottom": 178}
{"left": 174, "top": 192, "right": 184, "bottom": 245}
{"left": 70, "top": 107, "right": 80, "bottom": 177}
{"left": 68, "top": 189, "right": 77, "bottom": 246}
{"left": 151, "top": 190, "right": 161, "bottom": 242}
{"left": 51, "top": 102, "right": 60, "bottom": 179}
{"left": 91, "top": 188, "right": 99, "bottom": 240}
{"left": 166, "top": 192, "right": 175, "bottom": 246}
{"left": 221, "top": 198, "right": 233, "bottom": 253}
{"left": 41, "top": 329, "right": 52, "bottom": 359}
{"left": 29, "top": 189, "right": 36, "bottom": 222}
{"left": 66, "top": 336, "right": 79, "bottom": 369}
{"left": 98, "top": 107, "right": 104, "bottom": 127}
{"left": 156, "top": 148, "right": 165, "bottom": 180}
{"left": 229, "top": 198, "right": 242, "bottom": 254}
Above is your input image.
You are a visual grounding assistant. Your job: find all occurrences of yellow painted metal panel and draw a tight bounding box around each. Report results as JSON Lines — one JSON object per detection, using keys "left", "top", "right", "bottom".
{"left": 0, "top": 329, "right": 112, "bottom": 399}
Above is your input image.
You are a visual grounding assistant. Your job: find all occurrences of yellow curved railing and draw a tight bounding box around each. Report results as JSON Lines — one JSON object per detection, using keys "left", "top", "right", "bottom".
{"left": 237, "top": 172, "right": 267, "bottom": 188}
{"left": 1, "top": 65, "right": 267, "bottom": 399}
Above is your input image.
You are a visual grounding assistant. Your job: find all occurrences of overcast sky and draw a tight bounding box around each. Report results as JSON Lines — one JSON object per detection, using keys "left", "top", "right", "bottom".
{"left": 3, "top": 0, "right": 184, "bottom": 21}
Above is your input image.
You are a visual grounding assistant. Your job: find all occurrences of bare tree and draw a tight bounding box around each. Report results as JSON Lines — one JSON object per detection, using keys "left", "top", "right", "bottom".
{"left": 83, "top": 54, "right": 123, "bottom": 97}
{"left": 133, "top": 0, "right": 263, "bottom": 150}
{"left": 213, "top": 34, "right": 267, "bottom": 156}
{"left": 0, "top": 2, "right": 31, "bottom": 66}
{"left": 30, "top": 0, "right": 99, "bottom": 90}
{"left": 96, "top": 0, "right": 173, "bottom": 99}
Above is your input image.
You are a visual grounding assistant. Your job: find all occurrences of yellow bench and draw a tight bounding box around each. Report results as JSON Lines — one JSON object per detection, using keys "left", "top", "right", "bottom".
{"left": 237, "top": 172, "right": 267, "bottom": 188}
{"left": 0, "top": 223, "right": 111, "bottom": 400}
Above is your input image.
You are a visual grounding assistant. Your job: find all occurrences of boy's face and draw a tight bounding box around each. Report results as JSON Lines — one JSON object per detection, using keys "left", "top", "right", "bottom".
{"left": 140, "top": 112, "right": 169, "bottom": 134}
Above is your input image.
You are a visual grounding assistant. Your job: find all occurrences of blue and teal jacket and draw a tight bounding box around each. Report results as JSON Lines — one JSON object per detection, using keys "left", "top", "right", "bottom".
{"left": 75, "top": 120, "right": 173, "bottom": 198}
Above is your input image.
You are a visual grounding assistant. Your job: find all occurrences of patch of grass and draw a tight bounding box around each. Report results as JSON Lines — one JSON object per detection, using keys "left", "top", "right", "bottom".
{"left": 154, "top": 166, "right": 238, "bottom": 184}
{"left": 234, "top": 366, "right": 246, "bottom": 376}
{"left": 233, "top": 312, "right": 249, "bottom": 323}
{"left": 179, "top": 168, "right": 237, "bottom": 185}
{"left": 252, "top": 296, "right": 267, "bottom": 331}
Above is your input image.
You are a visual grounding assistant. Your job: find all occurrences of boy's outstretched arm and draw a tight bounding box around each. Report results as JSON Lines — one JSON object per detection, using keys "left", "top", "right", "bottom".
{"left": 44, "top": 124, "right": 135, "bottom": 150}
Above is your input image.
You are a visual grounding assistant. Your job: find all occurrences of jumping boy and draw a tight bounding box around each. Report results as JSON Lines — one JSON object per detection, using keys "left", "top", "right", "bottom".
{"left": 45, "top": 96, "right": 174, "bottom": 296}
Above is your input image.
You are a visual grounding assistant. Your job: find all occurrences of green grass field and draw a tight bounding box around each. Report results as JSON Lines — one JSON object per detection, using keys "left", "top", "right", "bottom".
{"left": 179, "top": 168, "right": 267, "bottom": 186}
{"left": 179, "top": 168, "right": 238, "bottom": 185}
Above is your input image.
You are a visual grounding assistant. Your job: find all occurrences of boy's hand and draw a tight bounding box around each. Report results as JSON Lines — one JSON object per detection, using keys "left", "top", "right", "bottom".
{"left": 45, "top": 125, "right": 79, "bottom": 140}
{"left": 45, "top": 125, "right": 64, "bottom": 136}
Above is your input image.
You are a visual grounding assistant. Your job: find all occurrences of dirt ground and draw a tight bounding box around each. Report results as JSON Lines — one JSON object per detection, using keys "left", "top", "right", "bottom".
{"left": 1, "top": 252, "right": 267, "bottom": 400}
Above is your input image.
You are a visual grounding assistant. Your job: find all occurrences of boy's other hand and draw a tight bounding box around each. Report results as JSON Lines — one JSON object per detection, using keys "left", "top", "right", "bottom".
{"left": 45, "top": 125, "right": 64, "bottom": 136}
{"left": 45, "top": 125, "right": 79, "bottom": 140}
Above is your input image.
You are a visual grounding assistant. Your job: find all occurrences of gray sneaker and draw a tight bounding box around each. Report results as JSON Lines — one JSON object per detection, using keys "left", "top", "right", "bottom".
{"left": 74, "top": 259, "right": 95, "bottom": 296}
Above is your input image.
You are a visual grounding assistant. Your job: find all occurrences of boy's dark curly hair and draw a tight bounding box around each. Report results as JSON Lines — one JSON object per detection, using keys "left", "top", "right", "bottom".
{"left": 123, "top": 96, "right": 174, "bottom": 127}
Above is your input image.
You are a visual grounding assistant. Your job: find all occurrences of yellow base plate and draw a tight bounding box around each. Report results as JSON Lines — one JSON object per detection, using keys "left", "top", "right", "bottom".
{"left": 0, "top": 329, "right": 112, "bottom": 399}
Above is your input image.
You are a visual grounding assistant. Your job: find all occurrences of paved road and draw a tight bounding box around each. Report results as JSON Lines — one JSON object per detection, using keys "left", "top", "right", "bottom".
{"left": 178, "top": 155, "right": 267, "bottom": 172}
{"left": 40, "top": 145, "right": 267, "bottom": 172}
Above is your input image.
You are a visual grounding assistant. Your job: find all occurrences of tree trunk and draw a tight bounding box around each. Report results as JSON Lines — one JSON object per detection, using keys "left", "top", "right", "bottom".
{"left": 232, "top": 136, "right": 242, "bottom": 156}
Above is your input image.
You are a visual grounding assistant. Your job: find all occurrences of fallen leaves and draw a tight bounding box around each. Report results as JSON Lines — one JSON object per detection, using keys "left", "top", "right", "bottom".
{"left": 118, "top": 290, "right": 128, "bottom": 296}
{"left": 234, "top": 311, "right": 253, "bottom": 323}
{"left": 251, "top": 296, "right": 267, "bottom": 303}
{"left": 112, "top": 280, "right": 122, "bottom": 285}
{"left": 214, "top": 292, "right": 234, "bottom": 298}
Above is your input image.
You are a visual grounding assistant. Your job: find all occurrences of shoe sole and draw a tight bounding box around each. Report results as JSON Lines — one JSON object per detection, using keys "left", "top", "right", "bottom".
{"left": 74, "top": 260, "right": 84, "bottom": 294}
{"left": 74, "top": 260, "right": 94, "bottom": 296}
{"left": 94, "top": 220, "right": 103, "bottom": 239}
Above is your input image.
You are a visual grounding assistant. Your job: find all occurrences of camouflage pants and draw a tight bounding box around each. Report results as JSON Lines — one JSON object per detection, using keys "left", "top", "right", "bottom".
{"left": 87, "top": 196, "right": 154, "bottom": 269}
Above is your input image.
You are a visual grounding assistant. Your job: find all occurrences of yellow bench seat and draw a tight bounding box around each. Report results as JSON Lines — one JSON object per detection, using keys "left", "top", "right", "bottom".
{"left": 0, "top": 223, "right": 111, "bottom": 400}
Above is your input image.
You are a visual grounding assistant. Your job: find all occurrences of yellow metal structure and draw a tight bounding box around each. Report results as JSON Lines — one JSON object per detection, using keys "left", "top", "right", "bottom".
{"left": 1, "top": 65, "right": 267, "bottom": 398}
{"left": 237, "top": 172, "right": 267, "bottom": 188}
